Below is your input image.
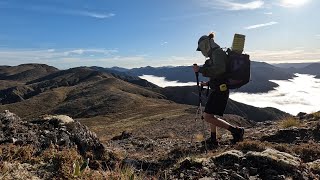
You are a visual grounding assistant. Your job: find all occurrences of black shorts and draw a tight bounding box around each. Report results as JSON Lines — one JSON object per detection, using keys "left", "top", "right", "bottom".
{"left": 204, "top": 90, "right": 229, "bottom": 116}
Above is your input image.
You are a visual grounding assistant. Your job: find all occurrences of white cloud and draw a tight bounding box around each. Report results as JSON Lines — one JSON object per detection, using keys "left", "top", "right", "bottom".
{"left": 161, "top": 42, "right": 168, "bottom": 46}
{"left": 74, "top": 11, "right": 115, "bottom": 19}
{"left": 316, "top": 34, "right": 320, "bottom": 39}
{"left": 231, "top": 74, "right": 320, "bottom": 115}
{"left": 264, "top": 12, "right": 273, "bottom": 15}
{"left": 279, "top": 0, "right": 309, "bottom": 8}
{"left": 200, "top": 0, "right": 264, "bottom": 10}
{"left": 139, "top": 75, "right": 195, "bottom": 88}
{"left": 0, "top": 47, "right": 206, "bottom": 68}
{"left": 244, "top": 21, "right": 278, "bottom": 29}
{"left": 63, "top": 49, "right": 117, "bottom": 56}
{"left": 3, "top": 4, "right": 115, "bottom": 19}
{"left": 57, "top": 56, "right": 148, "bottom": 68}
{"left": 248, "top": 48, "right": 320, "bottom": 63}
{"left": 1, "top": 47, "right": 319, "bottom": 69}
{"left": 139, "top": 73, "right": 320, "bottom": 115}
{"left": 0, "top": 48, "right": 118, "bottom": 66}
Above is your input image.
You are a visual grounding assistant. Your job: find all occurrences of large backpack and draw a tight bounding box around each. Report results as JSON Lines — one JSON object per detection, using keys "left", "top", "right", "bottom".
{"left": 225, "top": 48, "right": 251, "bottom": 89}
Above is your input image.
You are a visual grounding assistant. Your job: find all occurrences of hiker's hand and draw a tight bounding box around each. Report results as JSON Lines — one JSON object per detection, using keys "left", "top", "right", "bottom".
{"left": 193, "top": 65, "right": 200, "bottom": 73}
{"left": 200, "top": 81, "right": 208, "bottom": 86}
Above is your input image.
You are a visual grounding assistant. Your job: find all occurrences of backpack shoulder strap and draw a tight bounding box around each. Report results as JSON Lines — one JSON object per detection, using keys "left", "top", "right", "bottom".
{"left": 209, "top": 47, "right": 220, "bottom": 56}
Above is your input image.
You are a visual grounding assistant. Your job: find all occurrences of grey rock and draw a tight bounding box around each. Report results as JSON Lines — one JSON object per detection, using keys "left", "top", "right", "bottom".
{"left": 213, "top": 150, "right": 244, "bottom": 167}
{"left": 249, "top": 167, "right": 258, "bottom": 176}
{"left": 297, "top": 112, "right": 307, "bottom": 117}
{"left": 231, "top": 172, "right": 246, "bottom": 180}
{"left": 202, "top": 167, "right": 210, "bottom": 173}
{"left": 249, "top": 176, "right": 260, "bottom": 180}
{"left": 0, "top": 110, "right": 105, "bottom": 157}
{"left": 246, "top": 148, "right": 301, "bottom": 169}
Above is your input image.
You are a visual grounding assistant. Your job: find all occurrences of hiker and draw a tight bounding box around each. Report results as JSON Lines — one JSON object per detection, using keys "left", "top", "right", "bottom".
{"left": 193, "top": 33, "right": 244, "bottom": 146}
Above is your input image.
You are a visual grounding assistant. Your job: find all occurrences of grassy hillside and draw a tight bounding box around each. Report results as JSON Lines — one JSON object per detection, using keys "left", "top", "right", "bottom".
{"left": 0, "top": 64, "right": 58, "bottom": 82}
{"left": 0, "top": 66, "right": 192, "bottom": 141}
{"left": 0, "top": 64, "right": 288, "bottom": 141}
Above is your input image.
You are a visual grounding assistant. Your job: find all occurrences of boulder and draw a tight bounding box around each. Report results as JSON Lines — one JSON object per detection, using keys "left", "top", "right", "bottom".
{"left": 307, "top": 159, "right": 320, "bottom": 174}
{"left": 212, "top": 150, "right": 244, "bottom": 167}
{"left": 0, "top": 110, "right": 104, "bottom": 156}
{"left": 246, "top": 148, "right": 301, "bottom": 169}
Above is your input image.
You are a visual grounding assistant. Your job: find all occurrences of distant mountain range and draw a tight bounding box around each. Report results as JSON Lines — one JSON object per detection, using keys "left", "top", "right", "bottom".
{"left": 104, "top": 61, "right": 320, "bottom": 93}
{"left": 0, "top": 64, "right": 288, "bottom": 124}
{"left": 293, "top": 63, "right": 320, "bottom": 76}
{"left": 272, "top": 62, "right": 320, "bottom": 69}
{"left": 273, "top": 62, "right": 320, "bottom": 76}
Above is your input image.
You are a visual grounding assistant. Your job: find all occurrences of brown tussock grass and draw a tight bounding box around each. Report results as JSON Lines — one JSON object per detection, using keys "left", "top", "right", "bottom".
{"left": 235, "top": 140, "right": 267, "bottom": 153}
{"left": 0, "top": 144, "right": 157, "bottom": 179}
{"left": 272, "top": 142, "right": 320, "bottom": 162}
{"left": 195, "top": 134, "right": 205, "bottom": 142}
{"left": 279, "top": 116, "right": 301, "bottom": 128}
{"left": 312, "top": 111, "right": 320, "bottom": 119}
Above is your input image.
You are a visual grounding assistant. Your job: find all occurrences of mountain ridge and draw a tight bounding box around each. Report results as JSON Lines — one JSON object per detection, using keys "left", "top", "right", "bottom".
{"left": 106, "top": 61, "right": 295, "bottom": 93}
{"left": 0, "top": 65, "right": 286, "bottom": 121}
{"left": 0, "top": 64, "right": 289, "bottom": 140}
{"left": 106, "top": 61, "right": 319, "bottom": 93}
{"left": 0, "top": 63, "right": 58, "bottom": 82}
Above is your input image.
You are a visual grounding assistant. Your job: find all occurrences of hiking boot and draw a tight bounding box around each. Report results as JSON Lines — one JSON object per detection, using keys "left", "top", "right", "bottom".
{"left": 201, "top": 137, "right": 219, "bottom": 149}
{"left": 231, "top": 127, "right": 244, "bottom": 144}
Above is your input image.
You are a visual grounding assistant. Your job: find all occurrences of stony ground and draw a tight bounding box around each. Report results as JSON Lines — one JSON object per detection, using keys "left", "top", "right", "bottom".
{"left": 1, "top": 110, "right": 320, "bottom": 179}
{"left": 106, "top": 112, "right": 320, "bottom": 179}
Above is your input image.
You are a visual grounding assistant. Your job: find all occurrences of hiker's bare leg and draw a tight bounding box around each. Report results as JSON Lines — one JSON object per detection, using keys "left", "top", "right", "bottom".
{"left": 210, "top": 124, "right": 217, "bottom": 133}
{"left": 210, "top": 123, "right": 217, "bottom": 141}
{"left": 204, "top": 113, "right": 232, "bottom": 129}
{"left": 204, "top": 112, "right": 244, "bottom": 143}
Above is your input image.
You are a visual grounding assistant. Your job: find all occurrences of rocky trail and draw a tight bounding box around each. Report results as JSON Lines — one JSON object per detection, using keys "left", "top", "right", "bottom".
{"left": 107, "top": 112, "right": 320, "bottom": 179}
{"left": 1, "top": 110, "right": 320, "bottom": 179}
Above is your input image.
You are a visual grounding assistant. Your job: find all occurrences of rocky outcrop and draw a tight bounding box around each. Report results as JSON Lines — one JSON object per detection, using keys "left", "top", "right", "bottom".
{"left": 261, "top": 122, "right": 320, "bottom": 143}
{"left": 168, "top": 148, "right": 317, "bottom": 180}
{"left": 1, "top": 108, "right": 320, "bottom": 179}
{"left": 0, "top": 110, "right": 122, "bottom": 179}
{"left": 0, "top": 110, "right": 105, "bottom": 157}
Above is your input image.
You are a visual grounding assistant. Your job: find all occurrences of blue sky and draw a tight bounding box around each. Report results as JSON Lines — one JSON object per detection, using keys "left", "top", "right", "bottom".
{"left": 0, "top": 0, "right": 319, "bottom": 68}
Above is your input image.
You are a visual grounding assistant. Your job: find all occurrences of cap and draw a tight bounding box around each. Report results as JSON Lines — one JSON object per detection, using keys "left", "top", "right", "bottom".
{"left": 196, "top": 35, "right": 209, "bottom": 51}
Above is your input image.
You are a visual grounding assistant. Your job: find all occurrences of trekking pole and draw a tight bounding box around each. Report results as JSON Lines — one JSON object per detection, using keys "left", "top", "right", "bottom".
{"left": 193, "top": 64, "right": 202, "bottom": 109}
{"left": 193, "top": 64, "right": 207, "bottom": 153}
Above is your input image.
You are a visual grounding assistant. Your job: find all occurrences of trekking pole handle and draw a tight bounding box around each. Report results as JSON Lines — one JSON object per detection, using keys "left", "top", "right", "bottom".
{"left": 193, "top": 64, "right": 200, "bottom": 85}
{"left": 193, "top": 63, "right": 199, "bottom": 77}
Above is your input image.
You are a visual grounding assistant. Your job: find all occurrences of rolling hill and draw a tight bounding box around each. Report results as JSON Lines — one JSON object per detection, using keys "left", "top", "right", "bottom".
{"left": 0, "top": 66, "right": 190, "bottom": 140}
{"left": 0, "top": 63, "right": 58, "bottom": 82}
{"left": 0, "top": 64, "right": 289, "bottom": 140}
{"left": 88, "top": 66, "right": 159, "bottom": 88}
{"left": 0, "top": 64, "right": 58, "bottom": 90}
